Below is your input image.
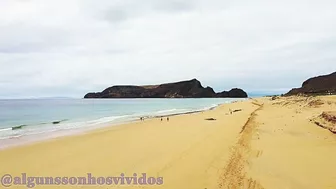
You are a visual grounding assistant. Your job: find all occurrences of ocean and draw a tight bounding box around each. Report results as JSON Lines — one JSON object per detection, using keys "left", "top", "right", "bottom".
{"left": 0, "top": 98, "right": 242, "bottom": 148}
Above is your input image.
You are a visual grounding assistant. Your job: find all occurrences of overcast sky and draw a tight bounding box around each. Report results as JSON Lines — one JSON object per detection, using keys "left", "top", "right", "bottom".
{"left": 0, "top": 0, "right": 335, "bottom": 98}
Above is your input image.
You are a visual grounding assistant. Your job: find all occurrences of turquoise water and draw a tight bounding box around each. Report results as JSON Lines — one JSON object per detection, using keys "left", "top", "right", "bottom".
{"left": 0, "top": 98, "right": 241, "bottom": 140}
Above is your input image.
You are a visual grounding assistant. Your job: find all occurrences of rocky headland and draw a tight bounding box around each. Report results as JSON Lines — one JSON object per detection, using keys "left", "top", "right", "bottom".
{"left": 84, "top": 79, "right": 248, "bottom": 98}
{"left": 286, "top": 72, "right": 336, "bottom": 96}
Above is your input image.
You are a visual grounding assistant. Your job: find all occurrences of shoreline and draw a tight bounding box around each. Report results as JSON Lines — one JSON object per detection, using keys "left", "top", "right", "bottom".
{"left": 0, "top": 98, "right": 237, "bottom": 140}
{"left": 0, "top": 101, "right": 231, "bottom": 151}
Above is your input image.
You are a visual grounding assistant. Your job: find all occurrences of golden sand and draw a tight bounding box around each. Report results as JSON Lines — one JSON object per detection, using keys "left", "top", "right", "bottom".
{"left": 0, "top": 96, "right": 335, "bottom": 189}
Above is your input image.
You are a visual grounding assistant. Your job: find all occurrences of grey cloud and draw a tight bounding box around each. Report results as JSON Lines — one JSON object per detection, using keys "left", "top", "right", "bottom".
{"left": 93, "top": 0, "right": 196, "bottom": 24}
{"left": 0, "top": 0, "right": 336, "bottom": 98}
{"left": 103, "top": 8, "right": 129, "bottom": 22}
{"left": 154, "top": 1, "right": 194, "bottom": 12}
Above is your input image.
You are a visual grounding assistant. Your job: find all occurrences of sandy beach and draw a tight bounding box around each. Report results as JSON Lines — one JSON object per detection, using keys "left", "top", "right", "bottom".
{"left": 0, "top": 96, "right": 336, "bottom": 189}
{"left": 1, "top": 0, "right": 335, "bottom": 188}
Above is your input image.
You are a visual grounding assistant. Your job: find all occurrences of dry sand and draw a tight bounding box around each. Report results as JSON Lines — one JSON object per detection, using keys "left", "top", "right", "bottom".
{"left": 0, "top": 96, "right": 335, "bottom": 189}
{"left": 246, "top": 96, "right": 336, "bottom": 189}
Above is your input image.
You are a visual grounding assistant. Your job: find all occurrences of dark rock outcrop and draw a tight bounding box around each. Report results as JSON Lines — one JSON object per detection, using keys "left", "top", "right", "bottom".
{"left": 84, "top": 79, "right": 248, "bottom": 98}
{"left": 312, "top": 111, "right": 336, "bottom": 134}
{"left": 286, "top": 72, "right": 336, "bottom": 96}
{"left": 216, "top": 88, "right": 248, "bottom": 98}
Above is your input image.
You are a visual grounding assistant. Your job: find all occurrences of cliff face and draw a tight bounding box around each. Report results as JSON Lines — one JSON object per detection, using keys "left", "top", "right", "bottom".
{"left": 84, "top": 79, "right": 248, "bottom": 98}
{"left": 286, "top": 72, "right": 336, "bottom": 96}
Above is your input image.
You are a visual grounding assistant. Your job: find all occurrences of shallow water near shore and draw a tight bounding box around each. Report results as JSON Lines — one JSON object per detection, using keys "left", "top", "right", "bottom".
{"left": 0, "top": 98, "right": 242, "bottom": 148}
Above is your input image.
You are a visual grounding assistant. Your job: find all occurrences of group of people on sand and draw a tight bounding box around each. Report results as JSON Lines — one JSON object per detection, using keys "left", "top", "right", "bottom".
{"left": 161, "top": 117, "right": 169, "bottom": 121}
{"left": 140, "top": 117, "right": 170, "bottom": 121}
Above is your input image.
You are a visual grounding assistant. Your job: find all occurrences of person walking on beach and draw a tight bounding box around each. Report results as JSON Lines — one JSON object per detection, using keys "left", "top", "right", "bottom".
{"left": 161, "top": 117, "right": 163, "bottom": 121}
{"left": 167, "top": 117, "right": 169, "bottom": 121}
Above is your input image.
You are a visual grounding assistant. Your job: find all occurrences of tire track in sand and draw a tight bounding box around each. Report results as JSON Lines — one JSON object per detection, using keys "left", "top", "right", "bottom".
{"left": 219, "top": 102, "right": 264, "bottom": 189}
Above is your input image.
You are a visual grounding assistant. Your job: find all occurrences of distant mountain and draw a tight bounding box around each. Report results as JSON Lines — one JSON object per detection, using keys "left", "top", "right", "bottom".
{"left": 84, "top": 79, "right": 248, "bottom": 98}
{"left": 34, "top": 97, "right": 75, "bottom": 99}
{"left": 286, "top": 72, "right": 336, "bottom": 96}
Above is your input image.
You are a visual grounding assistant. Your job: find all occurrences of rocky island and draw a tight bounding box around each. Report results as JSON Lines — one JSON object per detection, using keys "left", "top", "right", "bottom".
{"left": 286, "top": 71, "right": 336, "bottom": 96}
{"left": 84, "top": 79, "right": 248, "bottom": 98}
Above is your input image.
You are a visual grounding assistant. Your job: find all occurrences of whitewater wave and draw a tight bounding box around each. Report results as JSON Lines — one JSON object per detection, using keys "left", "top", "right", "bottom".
{"left": 0, "top": 128, "right": 11, "bottom": 132}
{"left": 0, "top": 102, "right": 224, "bottom": 142}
